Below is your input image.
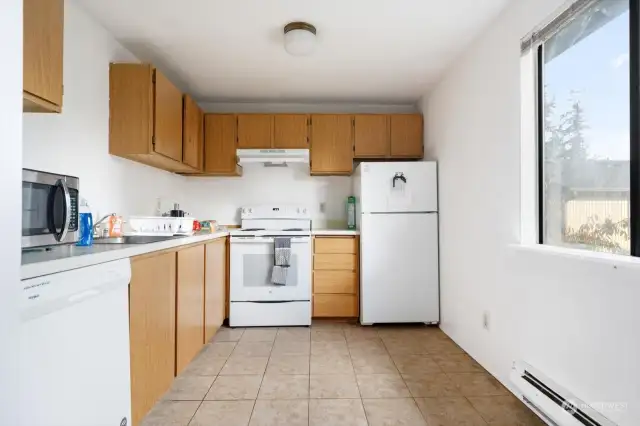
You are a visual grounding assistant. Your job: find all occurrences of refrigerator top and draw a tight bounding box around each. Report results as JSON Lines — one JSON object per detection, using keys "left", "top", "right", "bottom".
{"left": 355, "top": 161, "right": 438, "bottom": 214}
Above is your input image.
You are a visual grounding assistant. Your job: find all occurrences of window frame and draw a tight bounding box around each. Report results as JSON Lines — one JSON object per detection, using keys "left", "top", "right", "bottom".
{"left": 533, "top": 0, "right": 638, "bottom": 255}
{"left": 630, "top": 0, "right": 640, "bottom": 256}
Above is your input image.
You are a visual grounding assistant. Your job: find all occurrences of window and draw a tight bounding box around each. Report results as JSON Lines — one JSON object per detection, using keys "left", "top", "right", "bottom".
{"left": 533, "top": 0, "right": 634, "bottom": 255}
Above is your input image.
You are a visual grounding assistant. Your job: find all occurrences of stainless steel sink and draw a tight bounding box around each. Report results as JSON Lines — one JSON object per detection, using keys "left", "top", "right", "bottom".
{"left": 93, "top": 235, "right": 188, "bottom": 244}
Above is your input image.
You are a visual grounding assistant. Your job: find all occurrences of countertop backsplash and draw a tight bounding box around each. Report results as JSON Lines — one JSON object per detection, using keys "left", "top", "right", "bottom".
{"left": 184, "top": 165, "right": 352, "bottom": 225}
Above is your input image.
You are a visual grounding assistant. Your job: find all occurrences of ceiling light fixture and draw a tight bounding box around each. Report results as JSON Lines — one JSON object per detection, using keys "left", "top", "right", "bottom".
{"left": 284, "top": 22, "right": 316, "bottom": 56}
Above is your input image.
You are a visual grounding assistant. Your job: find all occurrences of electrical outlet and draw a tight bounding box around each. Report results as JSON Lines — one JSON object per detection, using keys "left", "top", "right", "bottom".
{"left": 483, "top": 311, "right": 490, "bottom": 330}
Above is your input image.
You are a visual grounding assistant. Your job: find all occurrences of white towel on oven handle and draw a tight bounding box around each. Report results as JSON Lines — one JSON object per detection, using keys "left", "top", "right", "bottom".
{"left": 272, "top": 237, "right": 291, "bottom": 285}
{"left": 271, "top": 265, "right": 288, "bottom": 286}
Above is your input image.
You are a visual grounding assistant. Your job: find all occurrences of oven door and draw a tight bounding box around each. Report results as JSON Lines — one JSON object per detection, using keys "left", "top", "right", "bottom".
{"left": 22, "top": 170, "right": 79, "bottom": 249}
{"left": 230, "top": 236, "right": 311, "bottom": 302}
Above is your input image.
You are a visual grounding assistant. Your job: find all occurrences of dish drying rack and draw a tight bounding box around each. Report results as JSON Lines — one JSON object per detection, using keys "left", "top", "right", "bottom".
{"left": 127, "top": 216, "right": 196, "bottom": 236}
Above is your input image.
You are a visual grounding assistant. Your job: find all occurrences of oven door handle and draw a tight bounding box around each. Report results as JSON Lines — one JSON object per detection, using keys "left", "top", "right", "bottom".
{"left": 49, "top": 179, "right": 71, "bottom": 242}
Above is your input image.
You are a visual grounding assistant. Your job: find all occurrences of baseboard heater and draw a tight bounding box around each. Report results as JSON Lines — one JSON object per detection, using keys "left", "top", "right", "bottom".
{"left": 510, "top": 361, "right": 617, "bottom": 426}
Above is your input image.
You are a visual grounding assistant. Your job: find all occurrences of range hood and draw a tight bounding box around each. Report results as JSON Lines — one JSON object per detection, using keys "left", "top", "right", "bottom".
{"left": 237, "top": 149, "right": 309, "bottom": 166}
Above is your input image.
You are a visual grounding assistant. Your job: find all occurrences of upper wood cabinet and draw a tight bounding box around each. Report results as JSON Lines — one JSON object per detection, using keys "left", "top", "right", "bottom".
{"left": 182, "top": 95, "right": 204, "bottom": 171}
{"left": 109, "top": 63, "right": 195, "bottom": 173}
{"left": 129, "top": 251, "right": 177, "bottom": 426}
{"left": 23, "top": 0, "right": 64, "bottom": 113}
{"left": 390, "top": 114, "right": 423, "bottom": 158}
{"left": 204, "top": 239, "right": 226, "bottom": 343}
{"left": 353, "top": 115, "right": 389, "bottom": 158}
{"left": 201, "top": 114, "right": 241, "bottom": 176}
{"left": 176, "top": 245, "right": 205, "bottom": 375}
{"left": 153, "top": 71, "right": 184, "bottom": 162}
{"left": 274, "top": 114, "right": 309, "bottom": 149}
{"left": 237, "top": 114, "right": 273, "bottom": 149}
{"left": 310, "top": 114, "right": 353, "bottom": 175}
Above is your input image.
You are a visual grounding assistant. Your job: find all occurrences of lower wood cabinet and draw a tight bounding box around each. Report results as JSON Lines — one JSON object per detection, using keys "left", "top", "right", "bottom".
{"left": 129, "top": 251, "right": 177, "bottom": 426}
{"left": 314, "top": 294, "right": 359, "bottom": 317}
{"left": 225, "top": 237, "right": 231, "bottom": 320}
{"left": 176, "top": 244, "right": 206, "bottom": 375}
{"left": 314, "top": 254, "right": 357, "bottom": 271}
{"left": 128, "top": 237, "right": 228, "bottom": 426}
{"left": 204, "top": 239, "right": 226, "bottom": 343}
{"left": 312, "top": 236, "right": 360, "bottom": 317}
{"left": 314, "top": 270, "right": 358, "bottom": 294}
{"left": 314, "top": 237, "right": 358, "bottom": 254}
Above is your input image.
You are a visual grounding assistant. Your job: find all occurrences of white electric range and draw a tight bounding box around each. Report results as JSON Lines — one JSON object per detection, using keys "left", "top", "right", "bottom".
{"left": 229, "top": 205, "right": 312, "bottom": 327}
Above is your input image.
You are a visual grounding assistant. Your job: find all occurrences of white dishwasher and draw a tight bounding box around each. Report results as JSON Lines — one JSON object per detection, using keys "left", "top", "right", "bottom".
{"left": 19, "top": 258, "right": 132, "bottom": 426}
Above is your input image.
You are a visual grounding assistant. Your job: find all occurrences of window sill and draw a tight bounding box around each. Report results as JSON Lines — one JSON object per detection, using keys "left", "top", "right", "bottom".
{"left": 508, "top": 243, "right": 640, "bottom": 270}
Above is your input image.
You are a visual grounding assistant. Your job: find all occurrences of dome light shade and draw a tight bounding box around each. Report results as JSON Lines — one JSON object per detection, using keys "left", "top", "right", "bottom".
{"left": 284, "top": 22, "right": 316, "bottom": 56}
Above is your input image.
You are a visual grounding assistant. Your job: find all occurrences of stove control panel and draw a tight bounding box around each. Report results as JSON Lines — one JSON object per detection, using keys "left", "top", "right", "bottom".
{"left": 241, "top": 205, "right": 310, "bottom": 220}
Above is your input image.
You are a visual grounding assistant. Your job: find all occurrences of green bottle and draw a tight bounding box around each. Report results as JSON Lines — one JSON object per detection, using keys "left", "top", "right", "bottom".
{"left": 347, "top": 196, "right": 356, "bottom": 230}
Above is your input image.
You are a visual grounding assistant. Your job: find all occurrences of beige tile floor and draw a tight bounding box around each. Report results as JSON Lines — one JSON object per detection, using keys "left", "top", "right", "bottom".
{"left": 141, "top": 321, "right": 545, "bottom": 426}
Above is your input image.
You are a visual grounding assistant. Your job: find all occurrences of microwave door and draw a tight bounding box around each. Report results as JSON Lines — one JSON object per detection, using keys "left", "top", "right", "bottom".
{"left": 22, "top": 182, "right": 50, "bottom": 239}
{"left": 48, "top": 179, "right": 71, "bottom": 242}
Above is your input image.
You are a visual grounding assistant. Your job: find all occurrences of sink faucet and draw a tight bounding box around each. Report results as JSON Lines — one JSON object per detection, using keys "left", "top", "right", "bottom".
{"left": 93, "top": 213, "right": 116, "bottom": 238}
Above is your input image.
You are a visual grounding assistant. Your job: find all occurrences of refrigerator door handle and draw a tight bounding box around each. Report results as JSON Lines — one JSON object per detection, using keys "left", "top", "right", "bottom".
{"left": 392, "top": 172, "right": 407, "bottom": 188}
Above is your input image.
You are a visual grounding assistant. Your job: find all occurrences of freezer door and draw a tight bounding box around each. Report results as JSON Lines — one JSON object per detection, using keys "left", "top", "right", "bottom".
{"left": 360, "top": 213, "right": 439, "bottom": 324}
{"left": 359, "top": 162, "right": 437, "bottom": 213}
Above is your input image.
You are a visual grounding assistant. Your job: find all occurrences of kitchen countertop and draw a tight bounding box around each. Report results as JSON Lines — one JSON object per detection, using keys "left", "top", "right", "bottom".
{"left": 21, "top": 231, "right": 229, "bottom": 280}
{"left": 312, "top": 229, "right": 359, "bottom": 236}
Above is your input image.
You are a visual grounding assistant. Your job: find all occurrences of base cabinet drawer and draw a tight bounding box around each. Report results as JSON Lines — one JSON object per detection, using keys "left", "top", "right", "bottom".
{"left": 313, "top": 294, "right": 358, "bottom": 317}
{"left": 314, "top": 254, "right": 357, "bottom": 271}
{"left": 314, "top": 271, "right": 357, "bottom": 294}
{"left": 314, "top": 237, "right": 358, "bottom": 254}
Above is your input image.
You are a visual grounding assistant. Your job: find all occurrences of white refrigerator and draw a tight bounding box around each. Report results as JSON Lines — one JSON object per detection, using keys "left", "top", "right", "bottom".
{"left": 354, "top": 161, "right": 439, "bottom": 325}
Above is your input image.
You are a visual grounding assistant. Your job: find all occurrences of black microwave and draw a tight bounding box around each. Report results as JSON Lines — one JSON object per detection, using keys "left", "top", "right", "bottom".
{"left": 22, "top": 168, "right": 79, "bottom": 249}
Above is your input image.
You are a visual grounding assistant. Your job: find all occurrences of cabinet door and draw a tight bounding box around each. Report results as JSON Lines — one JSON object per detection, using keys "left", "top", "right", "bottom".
{"left": 204, "top": 239, "right": 226, "bottom": 343}
{"left": 274, "top": 114, "right": 309, "bottom": 148}
{"left": 23, "top": 0, "right": 64, "bottom": 112}
{"left": 390, "top": 114, "right": 423, "bottom": 158}
{"left": 310, "top": 115, "right": 353, "bottom": 175}
{"left": 182, "top": 95, "right": 204, "bottom": 170}
{"left": 313, "top": 294, "right": 358, "bottom": 317}
{"left": 225, "top": 237, "right": 231, "bottom": 320}
{"left": 153, "top": 69, "right": 184, "bottom": 162}
{"left": 354, "top": 115, "right": 389, "bottom": 158}
{"left": 204, "top": 114, "right": 238, "bottom": 174}
{"left": 176, "top": 245, "right": 205, "bottom": 375}
{"left": 237, "top": 114, "right": 273, "bottom": 148}
{"left": 130, "top": 252, "right": 177, "bottom": 426}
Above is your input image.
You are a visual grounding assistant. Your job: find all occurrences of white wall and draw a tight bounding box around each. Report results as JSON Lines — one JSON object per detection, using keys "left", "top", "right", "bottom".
{"left": 1, "top": 0, "right": 22, "bottom": 423}
{"left": 23, "top": 0, "right": 186, "bottom": 219}
{"left": 421, "top": 0, "right": 640, "bottom": 424}
{"left": 186, "top": 165, "right": 352, "bottom": 227}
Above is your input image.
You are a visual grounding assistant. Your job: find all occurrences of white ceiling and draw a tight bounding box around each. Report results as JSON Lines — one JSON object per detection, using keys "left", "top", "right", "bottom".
{"left": 76, "top": 0, "right": 511, "bottom": 104}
